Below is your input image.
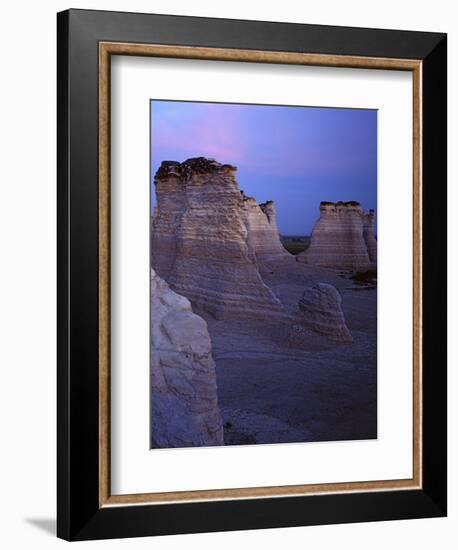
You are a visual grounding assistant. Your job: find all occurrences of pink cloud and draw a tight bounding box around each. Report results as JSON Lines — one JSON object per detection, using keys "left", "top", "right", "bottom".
{"left": 151, "top": 103, "right": 245, "bottom": 165}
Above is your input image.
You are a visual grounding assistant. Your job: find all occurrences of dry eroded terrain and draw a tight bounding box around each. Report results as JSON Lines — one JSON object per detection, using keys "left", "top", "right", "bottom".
{"left": 202, "top": 257, "right": 377, "bottom": 445}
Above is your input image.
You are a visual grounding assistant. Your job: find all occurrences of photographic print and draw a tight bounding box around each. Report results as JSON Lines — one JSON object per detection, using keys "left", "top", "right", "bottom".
{"left": 58, "top": 13, "right": 447, "bottom": 539}
{"left": 150, "top": 100, "right": 377, "bottom": 449}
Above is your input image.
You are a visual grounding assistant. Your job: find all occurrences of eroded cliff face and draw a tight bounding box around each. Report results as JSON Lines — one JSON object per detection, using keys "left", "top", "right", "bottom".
{"left": 151, "top": 157, "right": 286, "bottom": 319}
{"left": 150, "top": 269, "right": 224, "bottom": 448}
{"left": 297, "top": 201, "right": 376, "bottom": 271}
{"left": 241, "top": 196, "right": 290, "bottom": 262}
{"left": 363, "top": 209, "right": 377, "bottom": 264}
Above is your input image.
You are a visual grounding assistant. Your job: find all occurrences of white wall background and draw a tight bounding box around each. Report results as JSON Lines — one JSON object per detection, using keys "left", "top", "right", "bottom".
{"left": 0, "top": 1, "right": 454, "bottom": 548}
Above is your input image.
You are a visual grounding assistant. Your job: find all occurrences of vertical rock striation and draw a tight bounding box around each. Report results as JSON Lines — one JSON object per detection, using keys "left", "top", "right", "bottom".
{"left": 297, "top": 201, "right": 376, "bottom": 271}
{"left": 150, "top": 162, "right": 186, "bottom": 277}
{"left": 298, "top": 283, "right": 353, "bottom": 342}
{"left": 151, "top": 269, "right": 224, "bottom": 448}
{"left": 151, "top": 157, "right": 286, "bottom": 319}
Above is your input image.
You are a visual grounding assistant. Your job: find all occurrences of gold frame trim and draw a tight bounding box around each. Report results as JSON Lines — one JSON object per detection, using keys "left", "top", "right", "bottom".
{"left": 98, "top": 42, "right": 423, "bottom": 508}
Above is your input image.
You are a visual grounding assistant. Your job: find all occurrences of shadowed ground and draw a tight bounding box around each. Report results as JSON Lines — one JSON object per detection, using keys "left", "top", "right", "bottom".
{"left": 202, "top": 257, "right": 377, "bottom": 445}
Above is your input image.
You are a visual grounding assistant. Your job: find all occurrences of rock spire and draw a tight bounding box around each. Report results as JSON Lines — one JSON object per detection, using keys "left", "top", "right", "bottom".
{"left": 297, "top": 201, "right": 376, "bottom": 271}
{"left": 151, "top": 158, "right": 287, "bottom": 319}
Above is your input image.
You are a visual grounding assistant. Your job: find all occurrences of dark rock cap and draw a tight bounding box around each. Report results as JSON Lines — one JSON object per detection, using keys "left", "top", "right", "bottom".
{"left": 155, "top": 157, "right": 237, "bottom": 181}
{"left": 320, "top": 200, "right": 361, "bottom": 207}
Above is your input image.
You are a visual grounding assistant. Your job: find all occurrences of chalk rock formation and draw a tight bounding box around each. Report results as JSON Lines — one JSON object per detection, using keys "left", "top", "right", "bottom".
{"left": 241, "top": 195, "right": 290, "bottom": 261}
{"left": 297, "top": 201, "right": 375, "bottom": 271}
{"left": 298, "top": 283, "right": 353, "bottom": 342}
{"left": 363, "top": 209, "right": 377, "bottom": 264}
{"left": 150, "top": 268, "right": 224, "bottom": 448}
{"left": 151, "top": 157, "right": 285, "bottom": 319}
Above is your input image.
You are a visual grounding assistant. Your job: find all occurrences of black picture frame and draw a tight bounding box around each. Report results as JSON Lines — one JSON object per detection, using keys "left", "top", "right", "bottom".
{"left": 57, "top": 8, "right": 447, "bottom": 541}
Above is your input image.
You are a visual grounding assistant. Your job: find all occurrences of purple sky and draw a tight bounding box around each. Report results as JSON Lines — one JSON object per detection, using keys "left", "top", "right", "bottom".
{"left": 150, "top": 100, "right": 377, "bottom": 235}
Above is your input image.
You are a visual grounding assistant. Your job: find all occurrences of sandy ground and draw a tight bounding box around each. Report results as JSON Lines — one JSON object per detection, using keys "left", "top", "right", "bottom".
{"left": 204, "top": 256, "right": 377, "bottom": 446}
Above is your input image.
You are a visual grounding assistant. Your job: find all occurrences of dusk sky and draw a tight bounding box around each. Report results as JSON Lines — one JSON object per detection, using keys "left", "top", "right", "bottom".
{"left": 150, "top": 100, "right": 377, "bottom": 235}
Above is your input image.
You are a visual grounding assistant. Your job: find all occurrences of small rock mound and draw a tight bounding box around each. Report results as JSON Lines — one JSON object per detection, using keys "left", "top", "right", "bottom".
{"left": 298, "top": 283, "right": 353, "bottom": 342}
{"left": 151, "top": 269, "right": 224, "bottom": 448}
